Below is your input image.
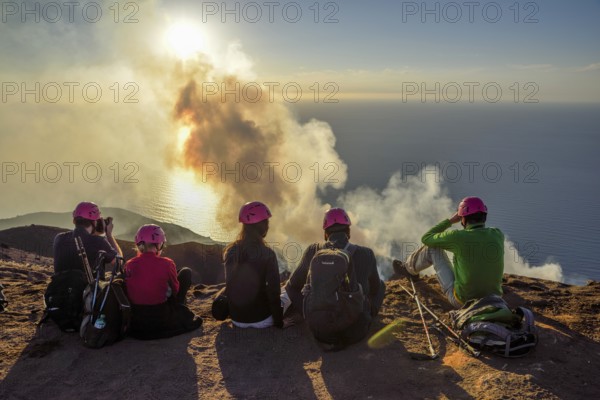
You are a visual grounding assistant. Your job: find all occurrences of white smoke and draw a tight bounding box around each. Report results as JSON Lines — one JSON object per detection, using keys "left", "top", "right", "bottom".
{"left": 340, "top": 170, "right": 565, "bottom": 282}
{"left": 502, "top": 241, "right": 563, "bottom": 282}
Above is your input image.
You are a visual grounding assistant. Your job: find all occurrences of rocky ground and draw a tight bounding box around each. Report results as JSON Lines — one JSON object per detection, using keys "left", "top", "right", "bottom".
{"left": 1, "top": 248, "right": 599, "bottom": 399}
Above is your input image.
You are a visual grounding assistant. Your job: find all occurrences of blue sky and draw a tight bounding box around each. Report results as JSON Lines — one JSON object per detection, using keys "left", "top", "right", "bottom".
{"left": 1, "top": 0, "right": 598, "bottom": 101}
{"left": 160, "top": 0, "right": 600, "bottom": 101}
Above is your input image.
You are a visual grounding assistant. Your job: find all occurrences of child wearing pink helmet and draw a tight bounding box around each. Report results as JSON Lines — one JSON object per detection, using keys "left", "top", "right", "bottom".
{"left": 396, "top": 197, "right": 504, "bottom": 308}
{"left": 215, "top": 201, "right": 283, "bottom": 329}
{"left": 125, "top": 224, "right": 202, "bottom": 339}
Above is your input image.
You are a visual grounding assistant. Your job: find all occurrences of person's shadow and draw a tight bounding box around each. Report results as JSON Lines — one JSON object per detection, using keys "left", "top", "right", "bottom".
{"left": 215, "top": 322, "right": 321, "bottom": 399}
{"left": 0, "top": 322, "right": 201, "bottom": 400}
{"left": 318, "top": 317, "right": 474, "bottom": 400}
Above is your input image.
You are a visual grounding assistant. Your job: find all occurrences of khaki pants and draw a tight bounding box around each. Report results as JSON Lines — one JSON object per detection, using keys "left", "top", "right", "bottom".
{"left": 406, "top": 246, "right": 462, "bottom": 308}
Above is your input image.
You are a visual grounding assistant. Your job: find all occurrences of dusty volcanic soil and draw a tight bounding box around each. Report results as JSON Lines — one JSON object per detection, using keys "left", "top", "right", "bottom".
{"left": 1, "top": 254, "right": 599, "bottom": 399}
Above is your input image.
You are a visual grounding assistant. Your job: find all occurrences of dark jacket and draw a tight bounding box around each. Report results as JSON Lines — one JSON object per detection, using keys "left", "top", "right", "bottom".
{"left": 285, "top": 234, "right": 384, "bottom": 320}
{"left": 53, "top": 227, "right": 117, "bottom": 274}
{"left": 223, "top": 241, "right": 283, "bottom": 327}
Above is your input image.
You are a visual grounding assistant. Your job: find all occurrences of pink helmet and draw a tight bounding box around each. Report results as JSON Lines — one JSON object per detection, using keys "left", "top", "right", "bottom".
{"left": 73, "top": 201, "right": 101, "bottom": 221}
{"left": 239, "top": 201, "right": 272, "bottom": 224}
{"left": 457, "top": 197, "right": 488, "bottom": 217}
{"left": 135, "top": 224, "right": 167, "bottom": 245}
{"left": 323, "top": 208, "right": 351, "bottom": 230}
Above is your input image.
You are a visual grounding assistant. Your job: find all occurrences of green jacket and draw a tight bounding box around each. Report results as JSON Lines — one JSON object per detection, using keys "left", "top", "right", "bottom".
{"left": 421, "top": 219, "right": 504, "bottom": 303}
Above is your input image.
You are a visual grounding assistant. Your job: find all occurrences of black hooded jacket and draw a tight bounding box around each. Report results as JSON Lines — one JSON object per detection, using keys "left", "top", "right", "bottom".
{"left": 223, "top": 241, "right": 283, "bottom": 327}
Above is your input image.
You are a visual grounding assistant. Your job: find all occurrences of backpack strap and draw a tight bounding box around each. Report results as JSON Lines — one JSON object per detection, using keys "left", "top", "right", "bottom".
{"left": 516, "top": 307, "right": 536, "bottom": 334}
{"left": 463, "top": 318, "right": 537, "bottom": 357}
{"left": 463, "top": 321, "right": 515, "bottom": 357}
{"left": 343, "top": 243, "right": 359, "bottom": 289}
{"left": 74, "top": 235, "right": 94, "bottom": 284}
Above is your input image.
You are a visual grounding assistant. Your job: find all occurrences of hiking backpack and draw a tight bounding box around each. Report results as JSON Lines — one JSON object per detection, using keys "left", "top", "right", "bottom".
{"left": 450, "top": 295, "right": 538, "bottom": 358}
{"left": 302, "top": 243, "right": 365, "bottom": 339}
{"left": 80, "top": 255, "right": 131, "bottom": 348}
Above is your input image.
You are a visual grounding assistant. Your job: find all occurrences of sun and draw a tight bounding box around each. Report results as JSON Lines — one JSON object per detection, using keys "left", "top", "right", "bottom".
{"left": 165, "top": 21, "right": 207, "bottom": 60}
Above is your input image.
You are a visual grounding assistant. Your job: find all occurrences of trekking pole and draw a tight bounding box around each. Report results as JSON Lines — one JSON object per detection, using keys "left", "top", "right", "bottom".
{"left": 98, "top": 261, "right": 117, "bottom": 314}
{"left": 75, "top": 236, "right": 94, "bottom": 284}
{"left": 95, "top": 256, "right": 125, "bottom": 324}
{"left": 410, "top": 277, "right": 438, "bottom": 360}
{"left": 397, "top": 281, "right": 481, "bottom": 357}
{"left": 91, "top": 251, "right": 107, "bottom": 315}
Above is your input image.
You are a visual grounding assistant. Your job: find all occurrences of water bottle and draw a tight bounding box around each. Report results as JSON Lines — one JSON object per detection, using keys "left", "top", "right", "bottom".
{"left": 94, "top": 314, "right": 106, "bottom": 329}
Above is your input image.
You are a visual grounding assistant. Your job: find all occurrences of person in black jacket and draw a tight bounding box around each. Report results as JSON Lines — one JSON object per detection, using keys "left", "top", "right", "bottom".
{"left": 53, "top": 201, "right": 122, "bottom": 273}
{"left": 284, "top": 208, "right": 386, "bottom": 349}
{"left": 222, "top": 201, "right": 283, "bottom": 329}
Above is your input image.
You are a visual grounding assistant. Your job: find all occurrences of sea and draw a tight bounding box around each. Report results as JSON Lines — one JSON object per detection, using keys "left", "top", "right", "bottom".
{"left": 135, "top": 101, "right": 600, "bottom": 283}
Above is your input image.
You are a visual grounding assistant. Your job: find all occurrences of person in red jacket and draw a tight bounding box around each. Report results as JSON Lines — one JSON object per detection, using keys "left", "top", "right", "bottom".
{"left": 125, "top": 224, "right": 201, "bottom": 339}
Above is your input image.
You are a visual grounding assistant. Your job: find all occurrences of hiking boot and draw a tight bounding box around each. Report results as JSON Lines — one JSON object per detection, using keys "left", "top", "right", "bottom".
{"left": 393, "top": 259, "right": 420, "bottom": 280}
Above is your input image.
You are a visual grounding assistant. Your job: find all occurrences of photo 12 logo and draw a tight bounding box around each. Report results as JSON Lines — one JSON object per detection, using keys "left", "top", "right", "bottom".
{"left": 0, "top": 162, "right": 140, "bottom": 184}
{"left": 401, "top": 82, "right": 539, "bottom": 103}
{"left": 401, "top": 1, "right": 540, "bottom": 23}
{"left": 395, "top": 240, "right": 540, "bottom": 264}
{"left": 199, "top": 1, "right": 340, "bottom": 24}
{"left": 401, "top": 162, "right": 540, "bottom": 184}
{"left": 200, "top": 81, "right": 340, "bottom": 104}
{"left": 1, "top": 1, "right": 140, "bottom": 24}
{"left": 199, "top": 161, "right": 342, "bottom": 184}
{"left": 1, "top": 82, "right": 140, "bottom": 104}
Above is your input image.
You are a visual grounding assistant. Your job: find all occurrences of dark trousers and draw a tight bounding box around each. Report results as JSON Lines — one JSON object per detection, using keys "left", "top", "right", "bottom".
{"left": 130, "top": 268, "right": 200, "bottom": 340}
{"left": 370, "top": 279, "right": 386, "bottom": 317}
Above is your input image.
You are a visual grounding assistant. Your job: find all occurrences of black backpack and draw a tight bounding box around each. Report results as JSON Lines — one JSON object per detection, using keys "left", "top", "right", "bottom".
{"left": 43, "top": 269, "right": 88, "bottom": 332}
{"left": 80, "top": 256, "right": 131, "bottom": 348}
{"left": 41, "top": 236, "right": 94, "bottom": 332}
{"left": 450, "top": 295, "right": 538, "bottom": 358}
{"left": 302, "top": 243, "right": 365, "bottom": 340}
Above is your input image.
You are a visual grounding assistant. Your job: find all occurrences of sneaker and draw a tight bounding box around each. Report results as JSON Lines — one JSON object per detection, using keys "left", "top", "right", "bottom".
{"left": 392, "top": 259, "right": 419, "bottom": 280}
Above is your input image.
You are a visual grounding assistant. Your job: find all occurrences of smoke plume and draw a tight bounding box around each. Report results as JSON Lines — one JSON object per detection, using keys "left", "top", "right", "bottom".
{"left": 172, "top": 50, "right": 564, "bottom": 282}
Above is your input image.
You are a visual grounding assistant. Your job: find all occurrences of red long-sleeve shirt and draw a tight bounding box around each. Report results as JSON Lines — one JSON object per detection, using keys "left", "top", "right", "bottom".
{"left": 125, "top": 252, "right": 179, "bottom": 306}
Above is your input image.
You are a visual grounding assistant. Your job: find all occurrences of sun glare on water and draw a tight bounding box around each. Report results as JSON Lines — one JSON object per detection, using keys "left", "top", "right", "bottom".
{"left": 168, "top": 168, "right": 223, "bottom": 238}
{"left": 177, "top": 126, "right": 191, "bottom": 153}
{"left": 165, "top": 21, "right": 207, "bottom": 60}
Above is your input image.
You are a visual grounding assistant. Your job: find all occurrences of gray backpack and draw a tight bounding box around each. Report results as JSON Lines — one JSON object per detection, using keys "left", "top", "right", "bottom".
{"left": 450, "top": 295, "right": 538, "bottom": 358}
{"left": 80, "top": 255, "right": 130, "bottom": 348}
{"left": 302, "top": 243, "right": 365, "bottom": 339}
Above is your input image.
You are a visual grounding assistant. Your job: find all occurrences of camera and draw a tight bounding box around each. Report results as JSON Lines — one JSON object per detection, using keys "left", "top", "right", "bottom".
{"left": 95, "top": 217, "right": 111, "bottom": 234}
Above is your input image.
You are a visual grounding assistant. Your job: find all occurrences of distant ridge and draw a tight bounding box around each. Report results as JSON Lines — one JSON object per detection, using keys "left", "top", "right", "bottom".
{"left": 0, "top": 208, "right": 217, "bottom": 246}
{"left": 0, "top": 225, "right": 225, "bottom": 285}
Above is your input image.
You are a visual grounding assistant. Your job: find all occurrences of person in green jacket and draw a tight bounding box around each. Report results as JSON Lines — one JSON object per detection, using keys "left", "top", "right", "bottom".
{"left": 398, "top": 197, "right": 504, "bottom": 308}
